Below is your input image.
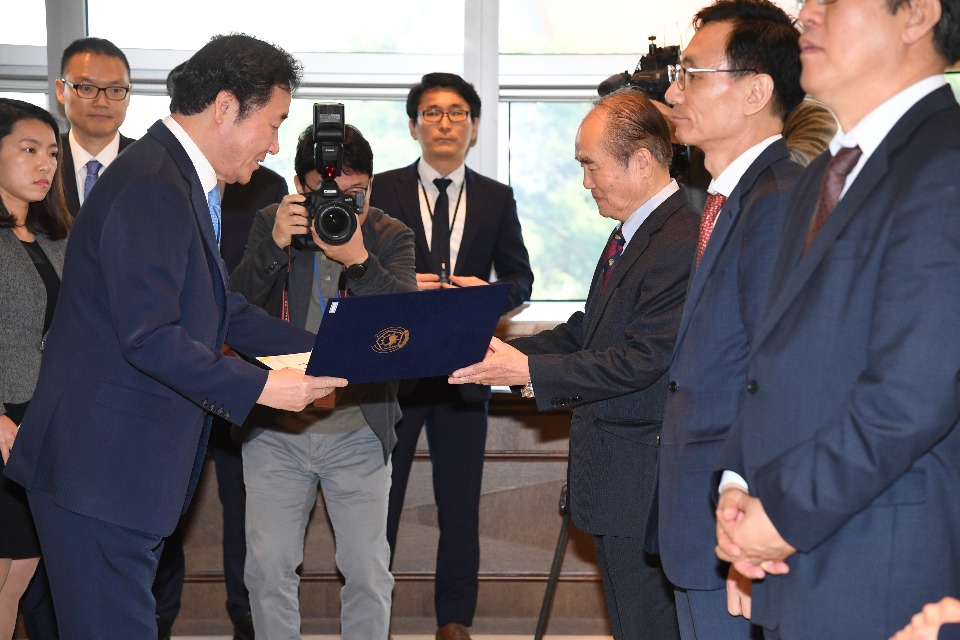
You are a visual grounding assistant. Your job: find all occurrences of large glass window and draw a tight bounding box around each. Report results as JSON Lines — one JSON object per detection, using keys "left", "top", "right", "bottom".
{"left": 0, "top": 4, "right": 45, "bottom": 46}
{"left": 87, "top": 0, "right": 464, "bottom": 53}
{"left": 504, "top": 101, "right": 608, "bottom": 301}
{"left": 500, "top": 0, "right": 799, "bottom": 53}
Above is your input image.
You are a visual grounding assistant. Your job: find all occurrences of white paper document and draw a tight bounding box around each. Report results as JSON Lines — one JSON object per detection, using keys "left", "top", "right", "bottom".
{"left": 257, "top": 352, "right": 311, "bottom": 371}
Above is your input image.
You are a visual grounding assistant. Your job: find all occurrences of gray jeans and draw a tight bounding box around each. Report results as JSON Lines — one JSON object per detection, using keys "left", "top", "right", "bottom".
{"left": 243, "top": 427, "right": 393, "bottom": 640}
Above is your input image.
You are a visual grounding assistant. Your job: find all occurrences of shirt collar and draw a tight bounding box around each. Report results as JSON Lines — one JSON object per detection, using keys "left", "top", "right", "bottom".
{"left": 830, "top": 74, "right": 946, "bottom": 160}
{"left": 68, "top": 129, "right": 122, "bottom": 175}
{"left": 162, "top": 115, "right": 218, "bottom": 197}
{"left": 417, "top": 158, "right": 466, "bottom": 193}
{"left": 708, "top": 135, "right": 782, "bottom": 198}
{"left": 621, "top": 179, "right": 680, "bottom": 247}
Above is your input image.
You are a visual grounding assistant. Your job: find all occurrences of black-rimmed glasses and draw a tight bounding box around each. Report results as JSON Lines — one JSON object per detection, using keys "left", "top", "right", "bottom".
{"left": 418, "top": 109, "right": 471, "bottom": 123}
{"left": 61, "top": 79, "right": 131, "bottom": 101}
{"left": 667, "top": 64, "right": 758, "bottom": 91}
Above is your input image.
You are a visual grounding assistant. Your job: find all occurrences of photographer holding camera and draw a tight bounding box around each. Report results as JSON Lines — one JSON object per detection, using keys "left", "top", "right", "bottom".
{"left": 230, "top": 120, "right": 416, "bottom": 639}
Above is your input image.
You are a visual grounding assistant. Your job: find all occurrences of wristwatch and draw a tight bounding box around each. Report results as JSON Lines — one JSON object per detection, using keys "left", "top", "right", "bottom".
{"left": 520, "top": 378, "right": 535, "bottom": 398}
{"left": 345, "top": 258, "right": 368, "bottom": 280}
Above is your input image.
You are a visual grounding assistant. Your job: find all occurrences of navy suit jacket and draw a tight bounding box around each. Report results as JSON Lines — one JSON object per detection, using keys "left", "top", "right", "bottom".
{"left": 718, "top": 86, "right": 960, "bottom": 638}
{"left": 656, "top": 140, "right": 803, "bottom": 590}
{"left": 512, "top": 189, "right": 698, "bottom": 537}
{"left": 370, "top": 160, "right": 534, "bottom": 402}
{"left": 60, "top": 133, "right": 136, "bottom": 217}
{"left": 5, "top": 120, "right": 313, "bottom": 537}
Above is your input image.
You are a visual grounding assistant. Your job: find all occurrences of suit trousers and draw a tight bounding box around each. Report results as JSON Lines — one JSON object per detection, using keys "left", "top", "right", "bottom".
{"left": 386, "top": 377, "right": 487, "bottom": 627}
{"left": 243, "top": 427, "right": 393, "bottom": 640}
{"left": 674, "top": 586, "right": 762, "bottom": 640}
{"left": 594, "top": 534, "right": 680, "bottom": 640}
{"left": 154, "top": 422, "right": 251, "bottom": 627}
{"left": 27, "top": 489, "right": 165, "bottom": 640}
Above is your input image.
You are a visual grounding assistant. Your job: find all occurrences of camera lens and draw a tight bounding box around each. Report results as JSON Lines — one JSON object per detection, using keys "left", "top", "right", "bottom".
{"left": 315, "top": 204, "right": 356, "bottom": 245}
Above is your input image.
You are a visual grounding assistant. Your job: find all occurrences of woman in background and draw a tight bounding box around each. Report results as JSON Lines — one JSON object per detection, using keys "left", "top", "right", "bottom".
{"left": 0, "top": 98, "right": 71, "bottom": 638}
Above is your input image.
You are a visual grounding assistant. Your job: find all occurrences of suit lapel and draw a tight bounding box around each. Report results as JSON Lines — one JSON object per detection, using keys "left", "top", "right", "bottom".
{"left": 147, "top": 121, "right": 229, "bottom": 292}
{"left": 675, "top": 141, "right": 790, "bottom": 348}
{"left": 61, "top": 136, "right": 82, "bottom": 216}
{"left": 582, "top": 190, "right": 682, "bottom": 343}
{"left": 755, "top": 87, "right": 955, "bottom": 348}
{"left": 456, "top": 167, "right": 482, "bottom": 274}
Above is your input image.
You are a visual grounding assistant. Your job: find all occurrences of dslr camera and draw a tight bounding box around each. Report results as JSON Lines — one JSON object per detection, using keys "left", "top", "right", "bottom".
{"left": 292, "top": 103, "right": 363, "bottom": 251}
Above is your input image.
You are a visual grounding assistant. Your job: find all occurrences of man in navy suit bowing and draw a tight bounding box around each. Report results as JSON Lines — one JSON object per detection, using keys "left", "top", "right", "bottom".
{"left": 714, "top": 0, "right": 960, "bottom": 637}
{"left": 370, "top": 72, "right": 533, "bottom": 640}
{"left": 451, "top": 88, "right": 698, "bottom": 640}
{"left": 4, "top": 34, "right": 345, "bottom": 640}
{"left": 654, "top": 1, "right": 805, "bottom": 638}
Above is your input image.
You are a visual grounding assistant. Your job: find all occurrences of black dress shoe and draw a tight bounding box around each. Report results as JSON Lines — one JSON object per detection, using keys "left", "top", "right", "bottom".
{"left": 233, "top": 612, "right": 255, "bottom": 640}
{"left": 157, "top": 615, "right": 173, "bottom": 640}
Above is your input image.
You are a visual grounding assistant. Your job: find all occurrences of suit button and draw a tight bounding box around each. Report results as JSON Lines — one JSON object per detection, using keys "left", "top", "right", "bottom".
{"left": 746, "top": 380, "right": 758, "bottom": 394}
{"left": 572, "top": 396, "right": 581, "bottom": 403}
{"left": 224, "top": 412, "right": 231, "bottom": 420}
{"left": 668, "top": 380, "right": 677, "bottom": 392}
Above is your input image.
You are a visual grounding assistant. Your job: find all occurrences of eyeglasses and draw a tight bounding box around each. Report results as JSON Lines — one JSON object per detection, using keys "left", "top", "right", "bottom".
{"left": 61, "top": 79, "right": 131, "bottom": 101}
{"left": 667, "top": 64, "right": 758, "bottom": 91}
{"left": 418, "top": 109, "right": 471, "bottom": 123}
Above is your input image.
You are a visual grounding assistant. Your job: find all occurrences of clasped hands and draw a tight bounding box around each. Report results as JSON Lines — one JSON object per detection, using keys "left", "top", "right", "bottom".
{"left": 416, "top": 272, "right": 487, "bottom": 291}
{"left": 448, "top": 337, "right": 529, "bottom": 387}
{"left": 716, "top": 487, "right": 796, "bottom": 579}
{"left": 716, "top": 487, "right": 797, "bottom": 618}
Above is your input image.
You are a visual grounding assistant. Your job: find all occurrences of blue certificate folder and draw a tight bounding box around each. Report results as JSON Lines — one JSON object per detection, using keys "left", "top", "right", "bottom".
{"left": 304, "top": 283, "right": 512, "bottom": 384}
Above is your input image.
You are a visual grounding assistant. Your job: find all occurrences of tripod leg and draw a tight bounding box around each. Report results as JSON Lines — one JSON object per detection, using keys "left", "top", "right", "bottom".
{"left": 534, "top": 508, "right": 571, "bottom": 640}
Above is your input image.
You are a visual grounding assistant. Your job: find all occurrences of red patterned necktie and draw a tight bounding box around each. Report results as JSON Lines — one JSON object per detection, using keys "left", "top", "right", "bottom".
{"left": 600, "top": 226, "right": 625, "bottom": 291}
{"left": 696, "top": 193, "right": 727, "bottom": 266}
{"left": 803, "top": 145, "right": 863, "bottom": 254}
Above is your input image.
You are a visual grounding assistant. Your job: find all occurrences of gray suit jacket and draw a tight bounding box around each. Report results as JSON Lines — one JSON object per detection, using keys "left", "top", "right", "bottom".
{"left": 511, "top": 189, "right": 698, "bottom": 537}
{"left": 230, "top": 205, "right": 417, "bottom": 462}
{"left": 0, "top": 228, "right": 67, "bottom": 413}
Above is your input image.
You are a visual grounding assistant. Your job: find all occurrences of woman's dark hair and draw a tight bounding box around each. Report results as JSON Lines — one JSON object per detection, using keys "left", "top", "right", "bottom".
{"left": 0, "top": 98, "right": 72, "bottom": 240}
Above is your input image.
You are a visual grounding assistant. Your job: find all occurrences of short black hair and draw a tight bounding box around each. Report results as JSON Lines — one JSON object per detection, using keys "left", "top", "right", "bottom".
{"left": 60, "top": 37, "right": 130, "bottom": 77}
{"left": 294, "top": 123, "right": 374, "bottom": 186}
{"left": 168, "top": 33, "right": 302, "bottom": 121}
{"left": 0, "top": 99, "right": 72, "bottom": 240}
{"left": 405, "top": 72, "right": 481, "bottom": 122}
{"left": 592, "top": 88, "right": 674, "bottom": 169}
{"left": 887, "top": 0, "right": 960, "bottom": 64}
{"left": 694, "top": 0, "right": 804, "bottom": 120}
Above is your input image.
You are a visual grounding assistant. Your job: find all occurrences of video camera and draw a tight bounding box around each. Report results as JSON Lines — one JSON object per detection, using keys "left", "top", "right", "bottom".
{"left": 291, "top": 103, "right": 363, "bottom": 251}
{"left": 597, "top": 37, "right": 679, "bottom": 103}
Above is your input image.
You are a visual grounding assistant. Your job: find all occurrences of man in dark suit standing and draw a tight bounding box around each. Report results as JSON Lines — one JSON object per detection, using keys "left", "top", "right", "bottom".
{"left": 451, "top": 88, "right": 698, "bottom": 640}
{"left": 714, "top": 0, "right": 960, "bottom": 638}
{"left": 3, "top": 34, "right": 345, "bottom": 640}
{"left": 55, "top": 37, "right": 135, "bottom": 216}
{"left": 654, "top": 2, "right": 805, "bottom": 638}
{"left": 370, "top": 72, "right": 533, "bottom": 640}
{"left": 152, "top": 165, "right": 288, "bottom": 640}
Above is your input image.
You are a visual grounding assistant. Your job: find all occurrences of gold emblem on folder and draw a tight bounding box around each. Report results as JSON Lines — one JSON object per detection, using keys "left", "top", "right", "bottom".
{"left": 372, "top": 327, "right": 410, "bottom": 353}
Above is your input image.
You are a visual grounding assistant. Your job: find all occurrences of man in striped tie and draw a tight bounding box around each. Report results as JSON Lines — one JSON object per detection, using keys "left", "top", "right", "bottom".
{"left": 451, "top": 88, "right": 698, "bottom": 640}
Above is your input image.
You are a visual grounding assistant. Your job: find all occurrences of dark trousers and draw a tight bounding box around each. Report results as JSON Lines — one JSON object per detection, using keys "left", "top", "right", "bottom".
{"left": 153, "top": 422, "right": 251, "bottom": 627}
{"left": 594, "top": 533, "right": 680, "bottom": 640}
{"left": 27, "top": 489, "right": 165, "bottom": 640}
{"left": 386, "top": 377, "right": 488, "bottom": 627}
{"left": 20, "top": 559, "right": 58, "bottom": 639}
